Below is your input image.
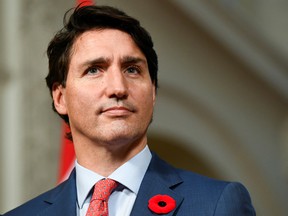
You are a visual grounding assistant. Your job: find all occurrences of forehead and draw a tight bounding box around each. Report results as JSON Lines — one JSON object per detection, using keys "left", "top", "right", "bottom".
{"left": 71, "top": 29, "right": 144, "bottom": 58}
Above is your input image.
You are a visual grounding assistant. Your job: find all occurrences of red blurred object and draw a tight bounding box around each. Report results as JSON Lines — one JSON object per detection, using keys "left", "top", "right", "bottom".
{"left": 76, "top": 0, "right": 94, "bottom": 7}
{"left": 58, "top": 123, "right": 75, "bottom": 183}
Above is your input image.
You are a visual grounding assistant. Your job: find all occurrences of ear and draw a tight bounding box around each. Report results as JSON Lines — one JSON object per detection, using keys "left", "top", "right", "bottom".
{"left": 152, "top": 84, "right": 156, "bottom": 106}
{"left": 52, "top": 83, "right": 68, "bottom": 115}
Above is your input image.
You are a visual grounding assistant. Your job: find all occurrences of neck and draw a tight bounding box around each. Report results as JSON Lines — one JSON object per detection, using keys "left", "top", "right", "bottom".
{"left": 74, "top": 136, "right": 147, "bottom": 177}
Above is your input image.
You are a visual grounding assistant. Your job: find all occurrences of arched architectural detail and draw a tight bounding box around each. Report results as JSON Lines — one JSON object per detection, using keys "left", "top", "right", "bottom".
{"left": 149, "top": 82, "right": 285, "bottom": 216}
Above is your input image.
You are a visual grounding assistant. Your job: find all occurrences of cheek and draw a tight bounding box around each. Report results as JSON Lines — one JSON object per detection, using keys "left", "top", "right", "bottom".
{"left": 65, "top": 87, "right": 92, "bottom": 113}
{"left": 137, "top": 87, "right": 155, "bottom": 110}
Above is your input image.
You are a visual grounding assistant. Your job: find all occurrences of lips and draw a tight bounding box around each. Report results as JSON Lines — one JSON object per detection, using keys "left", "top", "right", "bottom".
{"left": 101, "top": 106, "right": 134, "bottom": 116}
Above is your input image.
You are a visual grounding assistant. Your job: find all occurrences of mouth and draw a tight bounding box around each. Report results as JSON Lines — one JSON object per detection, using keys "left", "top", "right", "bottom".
{"left": 100, "top": 106, "right": 135, "bottom": 116}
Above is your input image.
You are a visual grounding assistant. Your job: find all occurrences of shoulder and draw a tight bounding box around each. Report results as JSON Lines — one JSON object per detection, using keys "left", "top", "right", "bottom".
{"left": 176, "top": 168, "right": 228, "bottom": 190}
{"left": 173, "top": 168, "right": 230, "bottom": 201}
{"left": 177, "top": 168, "right": 252, "bottom": 199}
{"left": 213, "top": 181, "right": 256, "bottom": 215}
{"left": 176, "top": 169, "right": 256, "bottom": 215}
{"left": 151, "top": 153, "right": 251, "bottom": 196}
{"left": 150, "top": 153, "right": 256, "bottom": 215}
{"left": 151, "top": 152, "right": 229, "bottom": 192}
{"left": 3, "top": 176, "right": 73, "bottom": 216}
{"left": 3, "top": 182, "right": 64, "bottom": 216}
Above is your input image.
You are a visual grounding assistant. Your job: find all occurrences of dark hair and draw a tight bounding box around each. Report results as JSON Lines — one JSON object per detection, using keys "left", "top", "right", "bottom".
{"left": 45, "top": 5, "right": 158, "bottom": 125}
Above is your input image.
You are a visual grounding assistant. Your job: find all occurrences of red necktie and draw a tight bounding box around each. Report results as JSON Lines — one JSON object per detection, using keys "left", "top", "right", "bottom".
{"left": 86, "top": 179, "right": 118, "bottom": 216}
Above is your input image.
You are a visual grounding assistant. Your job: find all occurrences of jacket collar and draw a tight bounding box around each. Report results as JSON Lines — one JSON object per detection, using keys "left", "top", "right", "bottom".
{"left": 38, "top": 170, "right": 77, "bottom": 216}
{"left": 130, "top": 153, "right": 184, "bottom": 216}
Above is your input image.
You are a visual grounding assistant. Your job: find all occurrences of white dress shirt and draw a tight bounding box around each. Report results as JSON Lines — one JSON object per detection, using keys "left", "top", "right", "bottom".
{"left": 75, "top": 145, "right": 152, "bottom": 216}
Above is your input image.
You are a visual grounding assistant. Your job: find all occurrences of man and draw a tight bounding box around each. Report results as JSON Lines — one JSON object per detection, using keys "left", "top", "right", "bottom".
{"left": 4, "top": 5, "right": 255, "bottom": 216}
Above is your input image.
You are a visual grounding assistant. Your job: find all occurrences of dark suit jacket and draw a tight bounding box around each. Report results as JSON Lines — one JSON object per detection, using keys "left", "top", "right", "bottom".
{"left": 4, "top": 153, "right": 256, "bottom": 215}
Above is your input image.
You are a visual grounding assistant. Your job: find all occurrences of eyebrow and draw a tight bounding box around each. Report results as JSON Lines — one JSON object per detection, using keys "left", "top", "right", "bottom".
{"left": 81, "top": 57, "right": 111, "bottom": 68}
{"left": 80, "top": 56, "right": 147, "bottom": 69}
{"left": 120, "top": 56, "right": 147, "bottom": 65}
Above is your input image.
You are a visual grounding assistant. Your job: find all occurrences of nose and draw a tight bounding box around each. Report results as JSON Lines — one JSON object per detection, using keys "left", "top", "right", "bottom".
{"left": 106, "top": 69, "right": 128, "bottom": 100}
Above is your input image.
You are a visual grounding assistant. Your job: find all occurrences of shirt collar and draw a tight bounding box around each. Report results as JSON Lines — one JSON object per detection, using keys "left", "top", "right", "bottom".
{"left": 75, "top": 145, "right": 152, "bottom": 209}
{"left": 75, "top": 160, "right": 104, "bottom": 209}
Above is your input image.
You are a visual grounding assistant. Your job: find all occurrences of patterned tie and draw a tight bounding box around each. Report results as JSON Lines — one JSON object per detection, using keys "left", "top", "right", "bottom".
{"left": 86, "top": 179, "right": 118, "bottom": 216}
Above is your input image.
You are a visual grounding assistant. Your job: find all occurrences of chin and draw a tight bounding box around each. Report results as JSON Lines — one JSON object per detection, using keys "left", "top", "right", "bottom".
{"left": 93, "top": 121, "right": 148, "bottom": 145}
{"left": 102, "top": 130, "right": 145, "bottom": 146}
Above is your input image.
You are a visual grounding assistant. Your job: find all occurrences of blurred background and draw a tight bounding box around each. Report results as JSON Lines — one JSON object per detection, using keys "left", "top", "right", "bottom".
{"left": 1, "top": 0, "right": 288, "bottom": 215}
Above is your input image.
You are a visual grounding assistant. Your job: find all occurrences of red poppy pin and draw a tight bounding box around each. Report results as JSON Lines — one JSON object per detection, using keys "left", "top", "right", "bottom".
{"left": 148, "top": 194, "right": 176, "bottom": 214}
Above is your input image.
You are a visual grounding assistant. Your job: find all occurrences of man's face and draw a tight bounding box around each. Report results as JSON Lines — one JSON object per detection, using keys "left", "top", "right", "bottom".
{"left": 53, "top": 29, "right": 156, "bottom": 148}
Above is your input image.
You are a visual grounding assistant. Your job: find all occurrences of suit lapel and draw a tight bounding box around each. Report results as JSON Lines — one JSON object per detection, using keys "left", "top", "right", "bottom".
{"left": 38, "top": 170, "right": 77, "bottom": 216}
{"left": 130, "top": 153, "right": 184, "bottom": 216}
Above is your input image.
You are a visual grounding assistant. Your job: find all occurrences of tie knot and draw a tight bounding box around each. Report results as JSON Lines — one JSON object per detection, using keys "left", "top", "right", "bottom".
{"left": 91, "top": 179, "right": 118, "bottom": 201}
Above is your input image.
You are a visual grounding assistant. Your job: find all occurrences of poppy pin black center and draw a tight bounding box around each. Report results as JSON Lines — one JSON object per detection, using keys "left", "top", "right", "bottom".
{"left": 158, "top": 201, "right": 167, "bottom": 207}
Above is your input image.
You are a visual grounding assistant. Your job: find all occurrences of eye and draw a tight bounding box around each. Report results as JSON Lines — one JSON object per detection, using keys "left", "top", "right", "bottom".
{"left": 86, "top": 66, "right": 101, "bottom": 75}
{"left": 126, "top": 65, "right": 140, "bottom": 74}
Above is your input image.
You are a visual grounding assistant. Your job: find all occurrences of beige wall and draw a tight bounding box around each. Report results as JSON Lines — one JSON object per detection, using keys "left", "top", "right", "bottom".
{"left": 0, "top": 0, "right": 287, "bottom": 215}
